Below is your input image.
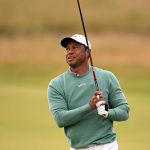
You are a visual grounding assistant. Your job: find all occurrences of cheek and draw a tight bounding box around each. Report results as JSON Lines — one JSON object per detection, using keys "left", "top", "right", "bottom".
{"left": 65, "top": 54, "right": 67, "bottom": 62}
{"left": 65, "top": 52, "right": 68, "bottom": 58}
{"left": 80, "top": 51, "right": 87, "bottom": 58}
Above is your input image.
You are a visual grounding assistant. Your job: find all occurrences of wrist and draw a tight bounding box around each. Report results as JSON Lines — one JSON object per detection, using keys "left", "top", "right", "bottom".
{"left": 89, "top": 101, "right": 95, "bottom": 109}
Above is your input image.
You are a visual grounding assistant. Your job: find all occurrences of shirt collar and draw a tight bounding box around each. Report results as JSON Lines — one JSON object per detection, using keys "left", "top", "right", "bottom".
{"left": 68, "top": 65, "right": 91, "bottom": 77}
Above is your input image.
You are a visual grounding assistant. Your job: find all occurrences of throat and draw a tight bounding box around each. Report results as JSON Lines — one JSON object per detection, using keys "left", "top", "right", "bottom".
{"left": 70, "top": 64, "right": 89, "bottom": 75}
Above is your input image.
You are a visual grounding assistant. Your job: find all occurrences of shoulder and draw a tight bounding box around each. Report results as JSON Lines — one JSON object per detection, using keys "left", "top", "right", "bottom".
{"left": 48, "top": 71, "right": 68, "bottom": 87}
{"left": 94, "top": 67, "right": 115, "bottom": 77}
{"left": 94, "top": 67, "right": 119, "bottom": 82}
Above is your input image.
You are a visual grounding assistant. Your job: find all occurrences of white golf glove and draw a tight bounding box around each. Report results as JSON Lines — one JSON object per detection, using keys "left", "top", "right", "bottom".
{"left": 96, "top": 101, "right": 108, "bottom": 118}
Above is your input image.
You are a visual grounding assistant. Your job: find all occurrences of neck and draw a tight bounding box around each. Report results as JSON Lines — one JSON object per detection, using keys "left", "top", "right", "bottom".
{"left": 70, "top": 63, "right": 89, "bottom": 75}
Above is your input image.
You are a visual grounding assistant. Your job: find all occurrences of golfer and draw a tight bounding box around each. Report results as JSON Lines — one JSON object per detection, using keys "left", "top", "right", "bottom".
{"left": 48, "top": 34, "right": 130, "bottom": 150}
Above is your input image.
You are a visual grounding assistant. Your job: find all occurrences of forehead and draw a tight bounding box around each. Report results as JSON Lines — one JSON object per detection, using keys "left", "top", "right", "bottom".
{"left": 66, "top": 40, "right": 83, "bottom": 47}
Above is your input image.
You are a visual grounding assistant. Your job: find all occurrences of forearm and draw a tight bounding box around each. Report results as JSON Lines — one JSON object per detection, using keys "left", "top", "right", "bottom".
{"left": 108, "top": 104, "right": 130, "bottom": 121}
{"left": 48, "top": 84, "right": 92, "bottom": 128}
{"left": 52, "top": 104, "right": 91, "bottom": 128}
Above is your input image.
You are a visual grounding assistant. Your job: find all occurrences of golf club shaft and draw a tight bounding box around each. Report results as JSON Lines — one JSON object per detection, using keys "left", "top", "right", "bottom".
{"left": 77, "top": 0, "right": 99, "bottom": 91}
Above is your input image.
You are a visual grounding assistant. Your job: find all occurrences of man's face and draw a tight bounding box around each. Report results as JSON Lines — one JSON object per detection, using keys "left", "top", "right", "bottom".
{"left": 65, "top": 40, "right": 88, "bottom": 68}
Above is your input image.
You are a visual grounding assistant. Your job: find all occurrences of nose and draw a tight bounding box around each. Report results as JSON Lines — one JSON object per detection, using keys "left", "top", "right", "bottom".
{"left": 66, "top": 47, "right": 74, "bottom": 54}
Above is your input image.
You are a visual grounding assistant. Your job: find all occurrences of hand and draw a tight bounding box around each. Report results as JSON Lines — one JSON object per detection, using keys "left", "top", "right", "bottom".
{"left": 89, "top": 91, "right": 103, "bottom": 109}
{"left": 96, "top": 101, "right": 109, "bottom": 118}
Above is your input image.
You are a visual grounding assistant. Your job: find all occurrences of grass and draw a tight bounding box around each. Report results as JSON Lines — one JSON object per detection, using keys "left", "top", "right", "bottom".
{"left": 0, "top": 0, "right": 150, "bottom": 149}
{"left": 0, "top": 32, "right": 150, "bottom": 149}
{"left": 0, "top": 85, "right": 68, "bottom": 150}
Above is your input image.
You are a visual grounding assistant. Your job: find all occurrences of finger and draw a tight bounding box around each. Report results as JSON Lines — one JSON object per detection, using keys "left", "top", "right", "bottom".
{"left": 93, "top": 97, "right": 99, "bottom": 103}
{"left": 96, "top": 95, "right": 103, "bottom": 99}
{"left": 96, "top": 95, "right": 103, "bottom": 100}
{"left": 94, "top": 91, "right": 102, "bottom": 96}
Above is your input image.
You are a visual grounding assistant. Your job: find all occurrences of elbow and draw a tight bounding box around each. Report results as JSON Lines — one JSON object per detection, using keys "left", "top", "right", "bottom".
{"left": 56, "top": 121, "right": 65, "bottom": 128}
{"left": 54, "top": 114, "right": 66, "bottom": 128}
{"left": 119, "top": 106, "right": 130, "bottom": 121}
{"left": 114, "top": 111, "right": 129, "bottom": 121}
{"left": 124, "top": 105, "right": 130, "bottom": 120}
{"left": 122, "top": 111, "right": 129, "bottom": 121}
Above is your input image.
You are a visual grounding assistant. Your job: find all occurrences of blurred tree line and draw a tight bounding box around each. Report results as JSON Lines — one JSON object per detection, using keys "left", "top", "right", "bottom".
{"left": 0, "top": 0, "right": 150, "bottom": 36}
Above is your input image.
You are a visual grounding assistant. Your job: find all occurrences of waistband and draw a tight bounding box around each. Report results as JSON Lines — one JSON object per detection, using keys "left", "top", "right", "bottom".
{"left": 70, "top": 140, "right": 118, "bottom": 150}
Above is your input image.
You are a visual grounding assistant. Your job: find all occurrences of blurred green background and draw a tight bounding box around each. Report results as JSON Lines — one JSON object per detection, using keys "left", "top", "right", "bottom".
{"left": 0, "top": 0, "right": 150, "bottom": 149}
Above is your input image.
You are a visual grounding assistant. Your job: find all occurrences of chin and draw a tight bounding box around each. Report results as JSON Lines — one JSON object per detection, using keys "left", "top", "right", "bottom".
{"left": 67, "top": 61, "right": 75, "bottom": 66}
{"left": 69, "top": 64, "right": 76, "bottom": 68}
{"left": 68, "top": 62, "right": 78, "bottom": 68}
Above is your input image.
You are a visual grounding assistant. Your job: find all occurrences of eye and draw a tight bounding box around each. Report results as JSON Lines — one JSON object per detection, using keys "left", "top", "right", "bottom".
{"left": 66, "top": 47, "right": 69, "bottom": 51}
{"left": 73, "top": 45, "right": 80, "bottom": 49}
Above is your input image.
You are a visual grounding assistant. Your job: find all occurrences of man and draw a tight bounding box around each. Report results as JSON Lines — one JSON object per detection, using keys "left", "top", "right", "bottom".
{"left": 48, "top": 34, "right": 130, "bottom": 150}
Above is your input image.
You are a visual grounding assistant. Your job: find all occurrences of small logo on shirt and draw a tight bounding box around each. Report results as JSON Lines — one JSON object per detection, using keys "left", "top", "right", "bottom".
{"left": 77, "top": 83, "right": 86, "bottom": 87}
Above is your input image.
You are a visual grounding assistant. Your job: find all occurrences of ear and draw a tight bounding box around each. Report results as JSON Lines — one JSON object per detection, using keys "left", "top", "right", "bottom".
{"left": 86, "top": 49, "right": 90, "bottom": 58}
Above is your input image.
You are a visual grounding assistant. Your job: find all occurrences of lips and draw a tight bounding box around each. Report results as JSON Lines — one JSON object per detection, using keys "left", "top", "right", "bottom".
{"left": 67, "top": 56, "right": 75, "bottom": 62}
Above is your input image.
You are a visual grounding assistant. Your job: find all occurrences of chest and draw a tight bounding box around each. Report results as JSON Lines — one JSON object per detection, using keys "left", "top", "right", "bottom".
{"left": 63, "top": 77, "right": 109, "bottom": 109}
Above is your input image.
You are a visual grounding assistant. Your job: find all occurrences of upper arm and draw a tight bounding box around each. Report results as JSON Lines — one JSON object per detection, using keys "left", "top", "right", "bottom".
{"left": 107, "top": 72, "right": 128, "bottom": 108}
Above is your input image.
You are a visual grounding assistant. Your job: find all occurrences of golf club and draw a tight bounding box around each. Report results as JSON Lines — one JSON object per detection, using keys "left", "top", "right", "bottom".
{"left": 77, "top": 0, "right": 99, "bottom": 91}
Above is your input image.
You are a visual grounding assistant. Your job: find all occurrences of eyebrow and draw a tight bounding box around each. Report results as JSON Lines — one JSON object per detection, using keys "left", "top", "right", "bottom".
{"left": 66, "top": 43, "right": 81, "bottom": 47}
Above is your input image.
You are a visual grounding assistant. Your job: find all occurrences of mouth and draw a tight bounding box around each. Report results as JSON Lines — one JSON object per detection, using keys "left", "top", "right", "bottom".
{"left": 67, "top": 56, "right": 75, "bottom": 62}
